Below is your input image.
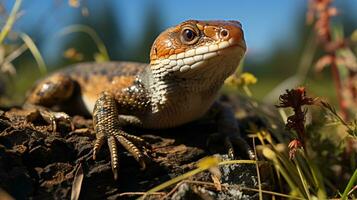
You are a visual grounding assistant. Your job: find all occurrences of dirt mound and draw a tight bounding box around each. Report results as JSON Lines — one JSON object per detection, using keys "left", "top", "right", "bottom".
{"left": 0, "top": 96, "right": 278, "bottom": 199}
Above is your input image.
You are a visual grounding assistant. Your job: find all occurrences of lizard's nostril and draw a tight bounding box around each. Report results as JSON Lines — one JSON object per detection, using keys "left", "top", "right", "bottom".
{"left": 220, "top": 29, "right": 229, "bottom": 39}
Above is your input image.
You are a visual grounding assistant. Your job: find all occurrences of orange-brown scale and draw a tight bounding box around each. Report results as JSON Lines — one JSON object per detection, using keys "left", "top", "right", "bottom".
{"left": 26, "top": 62, "right": 151, "bottom": 115}
{"left": 26, "top": 73, "right": 74, "bottom": 106}
{"left": 74, "top": 75, "right": 136, "bottom": 102}
{"left": 73, "top": 74, "right": 151, "bottom": 115}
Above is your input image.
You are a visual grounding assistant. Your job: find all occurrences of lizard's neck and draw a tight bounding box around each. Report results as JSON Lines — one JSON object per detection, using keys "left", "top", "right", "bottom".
{"left": 139, "top": 65, "right": 225, "bottom": 114}
{"left": 135, "top": 66, "right": 221, "bottom": 128}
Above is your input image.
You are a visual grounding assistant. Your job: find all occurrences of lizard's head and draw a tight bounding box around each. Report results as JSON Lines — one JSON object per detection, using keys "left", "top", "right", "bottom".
{"left": 149, "top": 20, "right": 246, "bottom": 86}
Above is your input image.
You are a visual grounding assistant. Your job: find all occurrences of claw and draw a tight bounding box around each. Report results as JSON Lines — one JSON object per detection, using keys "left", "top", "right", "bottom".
{"left": 116, "top": 134, "right": 147, "bottom": 170}
{"left": 107, "top": 136, "right": 119, "bottom": 180}
{"left": 120, "top": 131, "right": 152, "bottom": 151}
{"left": 224, "top": 137, "right": 235, "bottom": 159}
{"left": 229, "top": 136, "right": 256, "bottom": 160}
{"left": 48, "top": 111, "right": 73, "bottom": 132}
{"left": 93, "top": 130, "right": 150, "bottom": 178}
{"left": 248, "top": 149, "right": 256, "bottom": 160}
{"left": 93, "top": 133, "right": 105, "bottom": 160}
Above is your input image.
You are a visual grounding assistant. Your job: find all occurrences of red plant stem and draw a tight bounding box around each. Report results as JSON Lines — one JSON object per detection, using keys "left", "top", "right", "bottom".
{"left": 348, "top": 71, "right": 357, "bottom": 102}
{"left": 330, "top": 53, "right": 347, "bottom": 120}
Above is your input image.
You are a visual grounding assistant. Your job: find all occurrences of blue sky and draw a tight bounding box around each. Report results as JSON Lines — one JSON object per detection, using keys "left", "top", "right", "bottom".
{"left": 4, "top": 0, "right": 357, "bottom": 62}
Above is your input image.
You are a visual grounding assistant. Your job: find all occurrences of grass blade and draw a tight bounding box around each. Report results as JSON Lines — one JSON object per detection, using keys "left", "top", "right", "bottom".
{"left": 0, "top": 0, "right": 22, "bottom": 44}
{"left": 294, "top": 158, "right": 311, "bottom": 200}
{"left": 58, "top": 24, "right": 110, "bottom": 62}
{"left": 341, "top": 168, "right": 357, "bottom": 200}
{"left": 142, "top": 158, "right": 256, "bottom": 199}
{"left": 19, "top": 33, "right": 47, "bottom": 75}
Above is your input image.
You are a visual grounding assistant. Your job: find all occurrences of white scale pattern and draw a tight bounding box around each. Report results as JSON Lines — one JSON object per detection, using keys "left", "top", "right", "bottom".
{"left": 149, "top": 38, "right": 238, "bottom": 113}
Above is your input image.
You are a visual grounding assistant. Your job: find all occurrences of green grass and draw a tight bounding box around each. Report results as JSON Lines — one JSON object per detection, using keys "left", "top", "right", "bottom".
{"left": 226, "top": 76, "right": 337, "bottom": 105}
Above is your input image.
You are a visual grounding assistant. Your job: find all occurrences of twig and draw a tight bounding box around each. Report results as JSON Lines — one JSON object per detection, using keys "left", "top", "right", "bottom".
{"left": 118, "top": 192, "right": 165, "bottom": 197}
{"left": 253, "top": 138, "right": 263, "bottom": 200}
{"left": 159, "top": 182, "right": 184, "bottom": 200}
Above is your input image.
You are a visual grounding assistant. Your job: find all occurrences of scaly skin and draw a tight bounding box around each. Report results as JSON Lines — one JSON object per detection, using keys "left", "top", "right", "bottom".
{"left": 25, "top": 20, "right": 254, "bottom": 180}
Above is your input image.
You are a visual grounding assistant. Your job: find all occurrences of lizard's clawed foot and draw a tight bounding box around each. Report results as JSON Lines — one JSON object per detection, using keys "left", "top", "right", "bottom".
{"left": 224, "top": 135, "right": 255, "bottom": 160}
{"left": 92, "top": 129, "right": 151, "bottom": 180}
{"left": 26, "top": 105, "right": 74, "bottom": 132}
{"left": 42, "top": 110, "right": 74, "bottom": 132}
{"left": 208, "top": 102, "right": 256, "bottom": 160}
{"left": 208, "top": 133, "right": 255, "bottom": 160}
{"left": 92, "top": 91, "right": 151, "bottom": 180}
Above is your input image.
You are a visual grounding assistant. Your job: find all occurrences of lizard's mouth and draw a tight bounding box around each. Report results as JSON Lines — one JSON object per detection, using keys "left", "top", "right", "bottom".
{"left": 174, "top": 39, "right": 246, "bottom": 76}
{"left": 151, "top": 38, "right": 246, "bottom": 77}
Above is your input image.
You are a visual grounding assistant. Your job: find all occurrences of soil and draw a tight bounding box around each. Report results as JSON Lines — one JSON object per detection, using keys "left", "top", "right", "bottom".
{"left": 0, "top": 95, "right": 284, "bottom": 200}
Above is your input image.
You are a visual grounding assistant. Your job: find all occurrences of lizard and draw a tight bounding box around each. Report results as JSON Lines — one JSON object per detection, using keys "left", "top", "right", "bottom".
{"left": 25, "top": 20, "right": 255, "bottom": 180}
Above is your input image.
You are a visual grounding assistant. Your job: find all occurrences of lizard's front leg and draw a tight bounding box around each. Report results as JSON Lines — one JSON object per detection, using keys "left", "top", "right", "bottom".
{"left": 92, "top": 91, "right": 150, "bottom": 180}
{"left": 209, "top": 101, "right": 255, "bottom": 160}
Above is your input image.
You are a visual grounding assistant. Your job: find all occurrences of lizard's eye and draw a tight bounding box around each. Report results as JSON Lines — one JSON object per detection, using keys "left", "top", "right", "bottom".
{"left": 180, "top": 27, "right": 199, "bottom": 45}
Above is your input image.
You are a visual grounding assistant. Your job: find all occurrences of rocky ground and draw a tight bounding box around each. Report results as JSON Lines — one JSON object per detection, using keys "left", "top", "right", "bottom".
{"left": 0, "top": 95, "right": 284, "bottom": 199}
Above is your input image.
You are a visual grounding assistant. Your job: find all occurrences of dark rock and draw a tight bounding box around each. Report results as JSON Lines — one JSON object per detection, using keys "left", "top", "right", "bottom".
{"left": 0, "top": 147, "right": 33, "bottom": 199}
